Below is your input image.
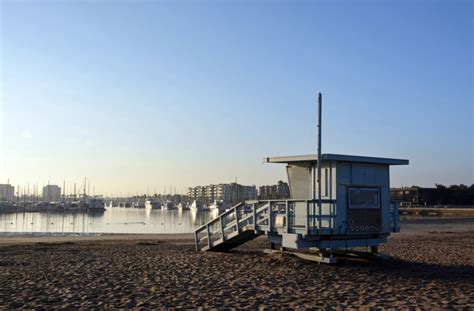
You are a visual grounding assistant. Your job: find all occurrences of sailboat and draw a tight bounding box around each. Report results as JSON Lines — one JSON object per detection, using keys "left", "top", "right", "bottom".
{"left": 162, "top": 200, "right": 175, "bottom": 210}
{"left": 189, "top": 200, "right": 206, "bottom": 211}
{"left": 208, "top": 200, "right": 225, "bottom": 212}
{"left": 145, "top": 198, "right": 161, "bottom": 209}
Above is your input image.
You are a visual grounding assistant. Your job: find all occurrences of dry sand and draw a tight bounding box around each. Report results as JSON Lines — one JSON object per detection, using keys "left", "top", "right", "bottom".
{"left": 0, "top": 227, "right": 473, "bottom": 308}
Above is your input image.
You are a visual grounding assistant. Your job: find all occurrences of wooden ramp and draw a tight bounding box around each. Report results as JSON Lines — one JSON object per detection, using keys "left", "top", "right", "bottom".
{"left": 201, "top": 227, "right": 261, "bottom": 252}
{"left": 194, "top": 203, "right": 269, "bottom": 252}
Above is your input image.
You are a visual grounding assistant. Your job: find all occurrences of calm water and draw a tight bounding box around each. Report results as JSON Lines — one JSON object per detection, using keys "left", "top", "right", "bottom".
{"left": 0, "top": 208, "right": 220, "bottom": 235}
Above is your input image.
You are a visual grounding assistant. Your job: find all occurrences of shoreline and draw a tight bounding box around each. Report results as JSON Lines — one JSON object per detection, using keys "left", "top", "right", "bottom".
{"left": 0, "top": 233, "right": 194, "bottom": 245}
{"left": 0, "top": 231, "right": 472, "bottom": 308}
{"left": 0, "top": 218, "right": 472, "bottom": 308}
{"left": 1, "top": 216, "right": 473, "bottom": 243}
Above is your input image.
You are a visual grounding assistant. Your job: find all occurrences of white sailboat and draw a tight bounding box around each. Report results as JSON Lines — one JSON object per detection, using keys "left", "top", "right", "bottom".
{"left": 145, "top": 199, "right": 161, "bottom": 209}
{"left": 162, "top": 200, "right": 175, "bottom": 210}
{"left": 208, "top": 200, "right": 225, "bottom": 212}
{"left": 177, "top": 202, "right": 188, "bottom": 210}
{"left": 189, "top": 200, "right": 206, "bottom": 211}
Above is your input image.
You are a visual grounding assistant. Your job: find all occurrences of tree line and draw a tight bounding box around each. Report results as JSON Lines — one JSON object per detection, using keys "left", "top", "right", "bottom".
{"left": 434, "top": 184, "right": 474, "bottom": 205}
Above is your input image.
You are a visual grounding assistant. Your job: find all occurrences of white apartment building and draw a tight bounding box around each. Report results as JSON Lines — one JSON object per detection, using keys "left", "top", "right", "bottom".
{"left": 42, "top": 185, "right": 61, "bottom": 202}
{"left": 0, "top": 184, "right": 15, "bottom": 201}
{"left": 188, "top": 183, "right": 257, "bottom": 204}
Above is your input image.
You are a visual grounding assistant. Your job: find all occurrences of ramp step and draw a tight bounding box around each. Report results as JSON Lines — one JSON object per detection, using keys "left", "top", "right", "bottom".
{"left": 205, "top": 228, "right": 261, "bottom": 252}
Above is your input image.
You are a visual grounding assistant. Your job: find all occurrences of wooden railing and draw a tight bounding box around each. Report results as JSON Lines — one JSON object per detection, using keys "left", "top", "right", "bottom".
{"left": 194, "top": 199, "right": 338, "bottom": 251}
{"left": 195, "top": 202, "right": 272, "bottom": 251}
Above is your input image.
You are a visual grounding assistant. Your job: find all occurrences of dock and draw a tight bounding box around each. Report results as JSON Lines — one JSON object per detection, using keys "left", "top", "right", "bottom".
{"left": 399, "top": 207, "right": 474, "bottom": 217}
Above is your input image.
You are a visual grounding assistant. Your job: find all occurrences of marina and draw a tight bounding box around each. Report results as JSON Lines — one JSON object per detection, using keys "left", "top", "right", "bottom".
{"left": 0, "top": 208, "right": 217, "bottom": 235}
{"left": 1, "top": 0, "right": 472, "bottom": 308}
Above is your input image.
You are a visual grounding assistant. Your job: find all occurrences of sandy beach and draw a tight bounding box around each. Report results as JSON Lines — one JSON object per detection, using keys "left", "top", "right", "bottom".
{"left": 0, "top": 219, "right": 473, "bottom": 309}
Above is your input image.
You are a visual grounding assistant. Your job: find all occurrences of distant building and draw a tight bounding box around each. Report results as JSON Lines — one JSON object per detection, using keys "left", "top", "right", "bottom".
{"left": 187, "top": 186, "right": 206, "bottom": 202}
{"left": 0, "top": 184, "right": 15, "bottom": 201}
{"left": 42, "top": 185, "right": 61, "bottom": 202}
{"left": 226, "top": 183, "right": 258, "bottom": 204}
{"left": 188, "top": 183, "right": 257, "bottom": 204}
{"left": 258, "top": 181, "right": 290, "bottom": 200}
{"left": 390, "top": 186, "right": 442, "bottom": 206}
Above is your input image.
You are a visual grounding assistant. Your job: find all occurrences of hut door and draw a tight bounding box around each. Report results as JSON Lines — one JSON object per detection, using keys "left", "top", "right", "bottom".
{"left": 286, "top": 164, "right": 311, "bottom": 228}
{"left": 286, "top": 164, "right": 311, "bottom": 199}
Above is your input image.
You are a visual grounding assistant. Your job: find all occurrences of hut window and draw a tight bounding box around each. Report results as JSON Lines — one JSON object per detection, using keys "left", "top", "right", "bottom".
{"left": 348, "top": 187, "right": 380, "bottom": 209}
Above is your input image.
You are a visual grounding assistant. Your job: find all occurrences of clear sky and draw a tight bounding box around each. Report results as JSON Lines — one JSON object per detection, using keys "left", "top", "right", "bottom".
{"left": 0, "top": 0, "right": 472, "bottom": 196}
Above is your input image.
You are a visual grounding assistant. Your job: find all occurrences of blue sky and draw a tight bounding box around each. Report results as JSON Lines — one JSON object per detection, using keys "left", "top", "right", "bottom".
{"left": 1, "top": 0, "right": 472, "bottom": 195}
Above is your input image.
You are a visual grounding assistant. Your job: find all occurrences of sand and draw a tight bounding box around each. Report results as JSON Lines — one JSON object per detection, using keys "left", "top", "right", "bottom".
{"left": 0, "top": 226, "right": 473, "bottom": 308}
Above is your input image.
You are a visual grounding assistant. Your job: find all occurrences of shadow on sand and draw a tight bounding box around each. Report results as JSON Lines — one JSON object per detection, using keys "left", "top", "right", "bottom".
{"left": 227, "top": 246, "right": 473, "bottom": 284}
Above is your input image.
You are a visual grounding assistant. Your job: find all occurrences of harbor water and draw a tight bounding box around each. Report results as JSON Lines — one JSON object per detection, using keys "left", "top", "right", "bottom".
{"left": 3, "top": 207, "right": 473, "bottom": 236}
{"left": 0, "top": 208, "right": 219, "bottom": 235}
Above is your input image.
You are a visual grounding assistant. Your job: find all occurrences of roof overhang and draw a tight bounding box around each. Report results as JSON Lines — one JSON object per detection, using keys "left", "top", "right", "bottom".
{"left": 265, "top": 153, "right": 409, "bottom": 165}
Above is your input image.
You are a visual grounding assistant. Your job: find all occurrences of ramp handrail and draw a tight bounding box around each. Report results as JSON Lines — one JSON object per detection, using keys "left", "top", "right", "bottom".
{"left": 195, "top": 202, "right": 272, "bottom": 251}
{"left": 194, "top": 198, "right": 338, "bottom": 251}
{"left": 195, "top": 202, "right": 242, "bottom": 251}
{"left": 247, "top": 199, "right": 337, "bottom": 234}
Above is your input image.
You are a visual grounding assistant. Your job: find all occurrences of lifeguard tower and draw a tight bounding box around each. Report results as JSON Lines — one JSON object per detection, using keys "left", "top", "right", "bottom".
{"left": 194, "top": 94, "right": 408, "bottom": 263}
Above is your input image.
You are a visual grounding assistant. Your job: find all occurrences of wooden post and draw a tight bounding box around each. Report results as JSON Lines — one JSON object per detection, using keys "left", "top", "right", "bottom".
{"left": 319, "top": 201, "right": 322, "bottom": 229}
{"left": 207, "top": 225, "right": 212, "bottom": 248}
{"left": 253, "top": 203, "right": 257, "bottom": 230}
{"left": 194, "top": 230, "right": 199, "bottom": 252}
{"left": 220, "top": 216, "right": 225, "bottom": 240}
{"left": 268, "top": 203, "right": 272, "bottom": 232}
{"left": 306, "top": 201, "right": 310, "bottom": 235}
{"left": 235, "top": 207, "right": 240, "bottom": 233}
{"left": 331, "top": 201, "right": 334, "bottom": 229}
{"left": 394, "top": 202, "right": 399, "bottom": 232}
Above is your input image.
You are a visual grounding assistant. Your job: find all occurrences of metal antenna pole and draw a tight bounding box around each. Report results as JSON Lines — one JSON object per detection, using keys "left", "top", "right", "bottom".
{"left": 317, "top": 93, "right": 322, "bottom": 213}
